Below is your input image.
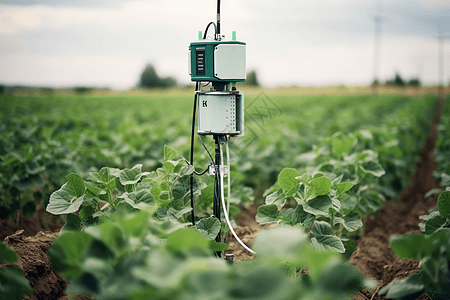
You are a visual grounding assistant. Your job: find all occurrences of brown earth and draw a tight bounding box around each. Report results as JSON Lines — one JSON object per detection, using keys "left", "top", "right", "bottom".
{"left": 0, "top": 96, "right": 445, "bottom": 299}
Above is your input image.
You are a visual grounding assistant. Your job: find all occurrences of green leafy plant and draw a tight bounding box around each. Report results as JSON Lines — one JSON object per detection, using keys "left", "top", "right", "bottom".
{"left": 46, "top": 163, "right": 156, "bottom": 232}
{"left": 0, "top": 119, "right": 46, "bottom": 222}
{"left": 379, "top": 188, "right": 450, "bottom": 299}
{"left": 256, "top": 132, "right": 386, "bottom": 253}
{"left": 48, "top": 209, "right": 362, "bottom": 300}
{"left": 0, "top": 242, "right": 33, "bottom": 299}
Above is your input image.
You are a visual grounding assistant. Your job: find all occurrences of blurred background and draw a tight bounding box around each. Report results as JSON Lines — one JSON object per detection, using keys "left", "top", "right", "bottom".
{"left": 0, "top": 0, "right": 449, "bottom": 90}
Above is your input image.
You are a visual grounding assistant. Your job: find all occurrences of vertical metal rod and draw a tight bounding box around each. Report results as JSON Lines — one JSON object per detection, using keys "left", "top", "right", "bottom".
{"left": 213, "top": 135, "right": 222, "bottom": 257}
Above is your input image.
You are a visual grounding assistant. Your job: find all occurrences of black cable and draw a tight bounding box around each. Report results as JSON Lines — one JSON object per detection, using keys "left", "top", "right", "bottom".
{"left": 184, "top": 159, "right": 209, "bottom": 176}
{"left": 189, "top": 81, "right": 200, "bottom": 226}
{"left": 203, "top": 22, "right": 217, "bottom": 39}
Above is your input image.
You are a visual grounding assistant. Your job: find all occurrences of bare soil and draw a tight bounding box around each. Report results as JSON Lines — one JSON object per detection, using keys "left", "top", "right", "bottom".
{"left": 0, "top": 97, "right": 444, "bottom": 299}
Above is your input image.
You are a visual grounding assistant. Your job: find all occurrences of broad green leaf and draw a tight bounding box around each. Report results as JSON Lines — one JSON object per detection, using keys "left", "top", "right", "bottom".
{"left": 164, "top": 145, "right": 179, "bottom": 161}
{"left": 89, "top": 167, "right": 119, "bottom": 186}
{"left": 308, "top": 176, "right": 331, "bottom": 198}
{"left": 424, "top": 211, "right": 446, "bottom": 235}
{"left": 331, "top": 132, "right": 357, "bottom": 157}
{"left": 118, "top": 211, "right": 151, "bottom": 237}
{"left": 172, "top": 176, "right": 200, "bottom": 201}
{"left": 46, "top": 183, "right": 85, "bottom": 215}
{"left": 48, "top": 231, "right": 94, "bottom": 278}
{"left": 196, "top": 217, "right": 221, "bottom": 240}
{"left": 317, "top": 262, "right": 362, "bottom": 296}
{"left": 98, "top": 222, "right": 128, "bottom": 255}
{"left": 60, "top": 213, "right": 82, "bottom": 233}
{"left": 311, "top": 221, "right": 333, "bottom": 236}
{"left": 121, "top": 190, "right": 155, "bottom": 209}
{"left": 255, "top": 204, "right": 279, "bottom": 224}
{"left": 341, "top": 195, "right": 358, "bottom": 210}
{"left": 85, "top": 181, "right": 103, "bottom": 197}
{"left": 335, "top": 182, "right": 354, "bottom": 195}
{"left": 359, "top": 161, "right": 385, "bottom": 177}
{"left": 295, "top": 173, "right": 311, "bottom": 184}
{"left": 438, "top": 191, "right": 450, "bottom": 218}
{"left": 297, "top": 195, "right": 332, "bottom": 217}
{"left": 311, "top": 235, "right": 345, "bottom": 253}
{"left": 333, "top": 210, "right": 363, "bottom": 232}
{"left": 119, "top": 164, "right": 150, "bottom": 186}
{"left": 379, "top": 273, "right": 424, "bottom": 299}
{"left": 198, "top": 184, "right": 214, "bottom": 205}
{"left": 0, "top": 266, "right": 33, "bottom": 298}
{"left": 0, "top": 242, "right": 18, "bottom": 263}
{"left": 162, "top": 161, "right": 176, "bottom": 174}
{"left": 278, "top": 168, "right": 300, "bottom": 192}
{"left": 167, "top": 228, "right": 210, "bottom": 252}
{"left": 66, "top": 173, "right": 85, "bottom": 197}
{"left": 390, "top": 233, "right": 435, "bottom": 260}
{"left": 294, "top": 205, "right": 315, "bottom": 227}
{"left": 209, "top": 240, "right": 228, "bottom": 251}
{"left": 265, "top": 188, "right": 285, "bottom": 206}
{"left": 178, "top": 164, "right": 195, "bottom": 177}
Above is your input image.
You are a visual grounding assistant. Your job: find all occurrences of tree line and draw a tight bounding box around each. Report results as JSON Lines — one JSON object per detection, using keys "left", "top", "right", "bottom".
{"left": 138, "top": 64, "right": 260, "bottom": 89}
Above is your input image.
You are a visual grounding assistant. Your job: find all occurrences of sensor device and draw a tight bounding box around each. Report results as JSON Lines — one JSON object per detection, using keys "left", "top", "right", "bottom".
{"left": 189, "top": 36, "right": 246, "bottom": 137}
{"left": 197, "top": 91, "right": 244, "bottom": 136}
{"left": 189, "top": 40, "right": 246, "bottom": 82}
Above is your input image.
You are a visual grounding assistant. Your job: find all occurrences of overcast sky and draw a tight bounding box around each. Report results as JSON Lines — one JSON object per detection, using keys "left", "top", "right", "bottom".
{"left": 0, "top": 0, "right": 449, "bottom": 89}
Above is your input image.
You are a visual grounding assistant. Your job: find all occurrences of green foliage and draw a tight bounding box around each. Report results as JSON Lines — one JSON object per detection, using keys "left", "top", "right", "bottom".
{"left": 408, "top": 77, "right": 421, "bottom": 87}
{"left": 0, "top": 242, "right": 33, "bottom": 299}
{"left": 245, "top": 70, "right": 260, "bottom": 86}
{"left": 48, "top": 211, "right": 362, "bottom": 300}
{"left": 380, "top": 188, "right": 450, "bottom": 299}
{"left": 138, "top": 64, "right": 177, "bottom": 89}
{"left": 73, "top": 87, "right": 94, "bottom": 95}
{"left": 0, "top": 116, "right": 47, "bottom": 221}
{"left": 256, "top": 131, "right": 386, "bottom": 253}
{"left": 46, "top": 163, "right": 156, "bottom": 231}
{"left": 385, "top": 73, "right": 405, "bottom": 86}
{"left": 380, "top": 229, "right": 450, "bottom": 299}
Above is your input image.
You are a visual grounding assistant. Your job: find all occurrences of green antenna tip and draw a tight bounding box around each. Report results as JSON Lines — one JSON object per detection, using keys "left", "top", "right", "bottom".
{"left": 232, "top": 31, "right": 236, "bottom": 41}
{"left": 198, "top": 31, "right": 202, "bottom": 40}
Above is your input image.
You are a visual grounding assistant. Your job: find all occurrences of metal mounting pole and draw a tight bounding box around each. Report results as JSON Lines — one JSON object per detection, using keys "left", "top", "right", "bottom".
{"left": 213, "top": 135, "right": 224, "bottom": 257}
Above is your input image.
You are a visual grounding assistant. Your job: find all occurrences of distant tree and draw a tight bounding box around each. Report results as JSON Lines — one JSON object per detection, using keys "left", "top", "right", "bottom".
{"left": 407, "top": 78, "right": 421, "bottom": 87}
{"left": 0, "top": 84, "right": 5, "bottom": 95}
{"left": 246, "top": 70, "right": 260, "bottom": 86}
{"left": 138, "top": 64, "right": 177, "bottom": 89}
{"left": 371, "top": 79, "right": 379, "bottom": 86}
{"left": 386, "top": 73, "right": 405, "bottom": 86}
{"left": 73, "top": 87, "right": 94, "bottom": 94}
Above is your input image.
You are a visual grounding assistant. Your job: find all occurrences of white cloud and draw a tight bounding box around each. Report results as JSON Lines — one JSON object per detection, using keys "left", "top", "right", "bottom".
{"left": 0, "top": 1, "right": 254, "bottom": 34}
{"left": 0, "top": 1, "right": 449, "bottom": 88}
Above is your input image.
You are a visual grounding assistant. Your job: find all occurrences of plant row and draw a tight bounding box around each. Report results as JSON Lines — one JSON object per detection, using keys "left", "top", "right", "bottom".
{"left": 0, "top": 92, "right": 438, "bottom": 227}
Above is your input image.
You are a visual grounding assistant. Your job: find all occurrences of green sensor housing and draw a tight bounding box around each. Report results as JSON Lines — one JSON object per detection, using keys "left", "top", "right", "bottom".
{"left": 189, "top": 39, "right": 246, "bottom": 82}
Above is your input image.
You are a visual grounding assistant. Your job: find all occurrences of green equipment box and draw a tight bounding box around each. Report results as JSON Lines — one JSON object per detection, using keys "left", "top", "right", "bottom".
{"left": 189, "top": 40, "right": 246, "bottom": 82}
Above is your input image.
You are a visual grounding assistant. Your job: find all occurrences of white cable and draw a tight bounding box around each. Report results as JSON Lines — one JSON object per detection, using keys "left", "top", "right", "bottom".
{"left": 220, "top": 142, "right": 255, "bottom": 254}
{"left": 226, "top": 142, "right": 230, "bottom": 216}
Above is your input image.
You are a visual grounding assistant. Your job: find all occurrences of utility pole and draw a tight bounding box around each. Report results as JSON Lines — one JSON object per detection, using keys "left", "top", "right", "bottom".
{"left": 372, "top": 0, "right": 383, "bottom": 96}
{"left": 437, "top": 35, "right": 449, "bottom": 102}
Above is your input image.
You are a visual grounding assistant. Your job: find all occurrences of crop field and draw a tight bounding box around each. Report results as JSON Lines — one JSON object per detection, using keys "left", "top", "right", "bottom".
{"left": 1, "top": 87, "right": 449, "bottom": 300}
